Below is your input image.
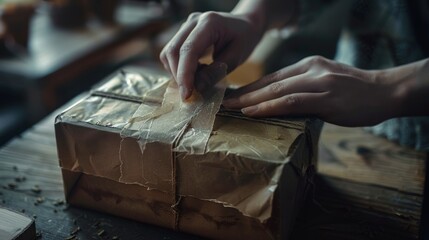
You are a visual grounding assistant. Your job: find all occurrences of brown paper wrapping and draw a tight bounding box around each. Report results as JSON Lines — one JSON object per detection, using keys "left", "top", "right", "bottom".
{"left": 55, "top": 67, "right": 323, "bottom": 239}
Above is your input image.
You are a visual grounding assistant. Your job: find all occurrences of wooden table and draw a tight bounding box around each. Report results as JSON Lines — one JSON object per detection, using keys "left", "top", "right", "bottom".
{"left": 0, "top": 96, "right": 426, "bottom": 239}
{"left": 0, "top": 1, "right": 167, "bottom": 122}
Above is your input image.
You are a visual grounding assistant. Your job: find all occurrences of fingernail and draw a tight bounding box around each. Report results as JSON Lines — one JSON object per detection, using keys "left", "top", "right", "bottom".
{"left": 241, "top": 105, "right": 258, "bottom": 115}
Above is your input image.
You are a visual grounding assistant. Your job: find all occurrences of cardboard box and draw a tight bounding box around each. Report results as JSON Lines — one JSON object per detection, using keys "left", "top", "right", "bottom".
{"left": 55, "top": 67, "right": 322, "bottom": 239}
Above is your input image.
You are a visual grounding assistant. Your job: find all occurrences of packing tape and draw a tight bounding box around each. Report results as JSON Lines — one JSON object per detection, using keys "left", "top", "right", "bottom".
{"left": 118, "top": 72, "right": 226, "bottom": 229}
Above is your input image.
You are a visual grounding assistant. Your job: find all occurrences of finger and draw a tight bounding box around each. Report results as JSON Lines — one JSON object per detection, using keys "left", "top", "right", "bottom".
{"left": 161, "top": 21, "right": 198, "bottom": 78}
{"left": 225, "top": 62, "right": 310, "bottom": 99}
{"left": 223, "top": 72, "right": 321, "bottom": 109}
{"left": 241, "top": 92, "right": 327, "bottom": 118}
{"left": 160, "top": 13, "right": 200, "bottom": 78}
{"left": 177, "top": 20, "right": 220, "bottom": 100}
{"left": 194, "top": 62, "right": 228, "bottom": 93}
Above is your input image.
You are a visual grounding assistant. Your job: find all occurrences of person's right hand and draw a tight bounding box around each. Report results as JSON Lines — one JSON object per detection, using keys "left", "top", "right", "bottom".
{"left": 160, "top": 11, "right": 264, "bottom": 100}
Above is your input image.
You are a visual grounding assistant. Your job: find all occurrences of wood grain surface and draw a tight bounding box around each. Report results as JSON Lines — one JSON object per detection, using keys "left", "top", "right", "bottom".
{"left": 297, "top": 123, "right": 427, "bottom": 240}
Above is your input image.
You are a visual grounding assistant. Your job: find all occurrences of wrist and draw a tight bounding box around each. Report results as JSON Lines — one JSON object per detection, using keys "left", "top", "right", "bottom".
{"left": 373, "top": 61, "right": 424, "bottom": 118}
{"left": 365, "top": 70, "right": 401, "bottom": 120}
{"left": 389, "top": 74, "right": 414, "bottom": 117}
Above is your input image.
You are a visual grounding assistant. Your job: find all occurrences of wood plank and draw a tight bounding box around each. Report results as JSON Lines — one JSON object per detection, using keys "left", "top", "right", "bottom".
{"left": 312, "top": 123, "right": 427, "bottom": 240}
{"left": 318, "top": 123, "right": 426, "bottom": 195}
{"left": 317, "top": 176, "right": 420, "bottom": 236}
{"left": 291, "top": 174, "right": 421, "bottom": 240}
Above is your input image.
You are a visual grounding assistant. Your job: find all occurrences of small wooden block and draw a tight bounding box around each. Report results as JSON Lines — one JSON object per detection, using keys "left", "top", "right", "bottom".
{"left": 0, "top": 207, "right": 36, "bottom": 240}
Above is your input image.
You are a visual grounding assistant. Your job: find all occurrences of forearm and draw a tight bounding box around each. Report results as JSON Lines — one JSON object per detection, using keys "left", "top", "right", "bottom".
{"left": 231, "top": 0, "right": 298, "bottom": 34}
{"left": 376, "top": 58, "right": 429, "bottom": 117}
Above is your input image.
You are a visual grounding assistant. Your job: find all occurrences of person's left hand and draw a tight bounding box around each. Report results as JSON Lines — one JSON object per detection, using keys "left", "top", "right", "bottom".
{"left": 223, "top": 56, "right": 402, "bottom": 127}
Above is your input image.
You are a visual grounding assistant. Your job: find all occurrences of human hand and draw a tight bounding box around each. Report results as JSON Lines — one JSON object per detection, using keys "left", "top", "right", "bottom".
{"left": 159, "top": 11, "right": 264, "bottom": 100}
{"left": 223, "top": 56, "right": 402, "bottom": 127}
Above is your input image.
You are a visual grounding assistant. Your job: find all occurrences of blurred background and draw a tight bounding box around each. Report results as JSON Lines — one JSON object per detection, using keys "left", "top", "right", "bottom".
{"left": 0, "top": 0, "right": 167, "bottom": 146}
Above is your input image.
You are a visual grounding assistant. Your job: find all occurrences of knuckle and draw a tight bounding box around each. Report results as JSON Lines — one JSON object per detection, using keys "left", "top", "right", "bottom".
{"left": 179, "top": 42, "right": 193, "bottom": 55}
{"left": 284, "top": 95, "right": 301, "bottom": 106}
{"left": 166, "top": 43, "right": 179, "bottom": 57}
{"left": 319, "top": 72, "right": 339, "bottom": 86}
{"left": 319, "top": 72, "right": 334, "bottom": 80}
{"left": 309, "top": 55, "right": 326, "bottom": 65}
{"left": 300, "top": 56, "right": 313, "bottom": 64}
{"left": 200, "top": 11, "right": 220, "bottom": 24}
{"left": 302, "top": 55, "right": 327, "bottom": 67}
{"left": 269, "top": 82, "right": 285, "bottom": 95}
{"left": 187, "top": 12, "right": 201, "bottom": 21}
{"left": 265, "top": 71, "right": 281, "bottom": 83}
